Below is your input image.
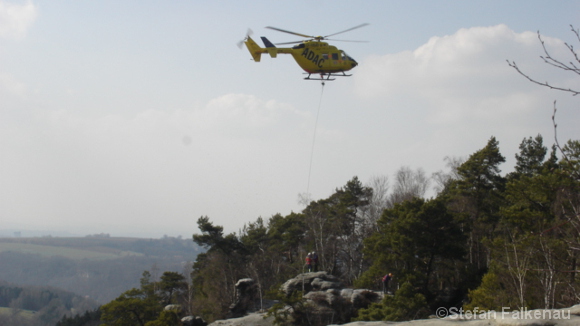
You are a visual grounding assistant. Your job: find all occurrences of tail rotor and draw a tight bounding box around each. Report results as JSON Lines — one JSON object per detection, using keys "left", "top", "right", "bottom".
{"left": 237, "top": 28, "right": 253, "bottom": 49}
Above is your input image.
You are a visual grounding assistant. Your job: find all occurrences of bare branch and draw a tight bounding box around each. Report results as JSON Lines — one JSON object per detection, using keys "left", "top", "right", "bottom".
{"left": 538, "top": 32, "right": 579, "bottom": 73}
{"left": 508, "top": 26, "right": 580, "bottom": 96}
{"left": 507, "top": 60, "right": 580, "bottom": 95}
{"left": 571, "top": 24, "right": 580, "bottom": 44}
{"left": 552, "top": 103, "right": 580, "bottom": 180}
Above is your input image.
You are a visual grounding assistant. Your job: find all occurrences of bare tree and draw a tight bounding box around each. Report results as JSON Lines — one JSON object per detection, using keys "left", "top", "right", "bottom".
{"left": 365, "top": 175, "right": 390, "bottom": 231}
{"left": 432, "top": 156, "right": 464, "bottom": 194}
{"left": 387, "top": 166, "right": 430, "bottom": 207}
{"left": 182, "top": 261, "right": 195, "bottom": 316}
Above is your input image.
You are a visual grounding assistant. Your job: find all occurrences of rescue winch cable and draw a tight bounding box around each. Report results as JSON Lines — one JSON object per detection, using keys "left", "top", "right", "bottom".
{"left": 306, "top": 81, "right": 325, "bottom": 195}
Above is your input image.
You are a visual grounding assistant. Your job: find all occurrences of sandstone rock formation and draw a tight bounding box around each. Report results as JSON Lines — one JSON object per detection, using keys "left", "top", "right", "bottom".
{"left": 281, "top": 271, "right": 343, "bottom": 296}
{"left": 181, "top": 315, "right": 208, "bottom": 326}
{"left": 229, "top": 278, "right": 259, "bottom": 318}
{"left": 207, "top": 273, "right": 580, "bottom": 326}
{"left": 210, "top": 305, "right": 580, "bottom": 326}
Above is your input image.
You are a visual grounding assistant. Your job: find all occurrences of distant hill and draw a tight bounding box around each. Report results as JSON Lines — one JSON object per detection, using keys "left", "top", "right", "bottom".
{"left": 0, "top": 280, "right": 100, "bottom": 326}
{"left": 0, "top": 235, "right": 203, "bottom": 304}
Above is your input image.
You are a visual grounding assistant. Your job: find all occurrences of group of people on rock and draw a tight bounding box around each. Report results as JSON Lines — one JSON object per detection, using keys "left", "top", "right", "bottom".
{"left": 305, "top": 252, "right": 319, "bottom": 272}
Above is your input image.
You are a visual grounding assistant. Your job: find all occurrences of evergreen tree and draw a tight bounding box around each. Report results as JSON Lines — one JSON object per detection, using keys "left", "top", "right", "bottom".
{"left": 448, "top": 136, "right": 506, "bottom": 272}
{"left": 360, "top": 197, "right": 466, "bottom": 298}
{"left": 267, "top": 213, "right": 306, "bottom": 264}
{"left": 467, "top": 138, "right": 580, "bottom": 310}
{"left": 454, "top": 136, "right": 506, "bottom": 224}
{"left": 100, "top": 288, "right": 162, "bottom": 326}
{"left": 100, "top": 270, "right": 190, "bottom": 326}
{"left": 158, "top": 272, "right": 187, "bottom": 305}
{"left": 56, "top": 309, "right": 102, "bottom": 326}
{"left": 513, "top": 134, "right": 548, "bottom": 177}
{"left": 355, "top": 282, "right": 429, "bottom": 321}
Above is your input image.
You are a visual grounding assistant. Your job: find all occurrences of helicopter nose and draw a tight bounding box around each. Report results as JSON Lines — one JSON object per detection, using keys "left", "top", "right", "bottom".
{"left": 347, "top": 56, "right": 358, "bottom": 68}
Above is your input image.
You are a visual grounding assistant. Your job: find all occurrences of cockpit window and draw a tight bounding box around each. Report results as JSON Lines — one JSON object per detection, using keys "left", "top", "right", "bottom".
{"left": 341, "top": 51, "right": 356, "bottom": 62}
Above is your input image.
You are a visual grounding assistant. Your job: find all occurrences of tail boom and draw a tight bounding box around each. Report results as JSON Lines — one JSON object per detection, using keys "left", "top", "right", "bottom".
{"left": 244, "top": 36, "right": 264, "bottom": 62}
{"left": 244, "top": 36, "right": 291, "bottom": 62}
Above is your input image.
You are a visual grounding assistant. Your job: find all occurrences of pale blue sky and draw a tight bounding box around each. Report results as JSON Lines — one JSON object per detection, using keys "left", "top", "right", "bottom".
{"left": 1, "top": 0, "right": 579, "bottom": 237}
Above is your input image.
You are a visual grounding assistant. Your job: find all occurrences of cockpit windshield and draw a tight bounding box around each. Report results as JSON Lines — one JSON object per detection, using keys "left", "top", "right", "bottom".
{"left": 341, "top": 50, "right": 356, "bottom": 63}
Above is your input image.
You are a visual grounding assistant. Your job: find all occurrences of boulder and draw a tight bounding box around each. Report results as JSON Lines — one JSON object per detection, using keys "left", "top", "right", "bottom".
{"left": 280, "top": 272, "right": 379, "bottom": 325}
{"left": 182, "top": 315, "right": 207, "bottom": 326}
{"left": 229, "top": 278, "right": 259, "bottom": 318}
{"left": 350, "top": 289, "right": 380, "bottom": 310}
{"left": 164, "top": 304, "right": 182, "bottom": 312}
{"left": 281, "top": 271, "right": 343, "bottom": 296}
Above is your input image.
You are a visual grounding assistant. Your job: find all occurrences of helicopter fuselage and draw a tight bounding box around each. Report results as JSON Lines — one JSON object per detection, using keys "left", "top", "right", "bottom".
{"left": 244, "top": 36, "right": 358, "bottom": 76}
{"left": 290, "top": 41, "right": 358, "bottom": 73}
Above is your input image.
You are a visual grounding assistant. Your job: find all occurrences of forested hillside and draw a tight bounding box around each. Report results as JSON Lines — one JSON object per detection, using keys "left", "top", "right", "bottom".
{"left": 185, "top": 135, "right": 579, "bottom": 323}
{"left": 56, "top": 134, "right": 580, "bottom": 326}
{"left": 0, "top": 236, "right": 202, "bottom": 303}
{"left": 0, "top": 281, "right": 100, "bottom": 326}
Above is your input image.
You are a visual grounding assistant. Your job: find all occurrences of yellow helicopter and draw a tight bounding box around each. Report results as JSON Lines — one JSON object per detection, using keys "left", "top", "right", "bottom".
{"left": 241, "top": 24, "right": 368, "bottom": 80}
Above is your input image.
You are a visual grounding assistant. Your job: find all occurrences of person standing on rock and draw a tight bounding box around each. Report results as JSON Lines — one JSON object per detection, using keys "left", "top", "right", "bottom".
{"left": 311, "top": 252, "right": 318, "bottom": 272}
{"left": 382, "top": 273, "right": 393, "bottom": 294}
{"left": 306, "top": 252, "right": 313, "bottom": 272}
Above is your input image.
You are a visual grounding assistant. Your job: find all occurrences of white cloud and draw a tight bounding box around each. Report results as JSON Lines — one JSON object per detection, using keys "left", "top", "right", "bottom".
{"left": 200, "top": 93, "right": 310, "bottom": 136}
{"left": 355, "top": 25, "right": 545, "bottom": 101}
{"left": 353, "top": 24, "right": 580, "bottom": 174}
{"left": 0, "top": 0, "right": 37, "bottom": 40}
{"left": 0, "top": 72, "right": 26, "bottom": 96}
{"left": 0, "top": 94, "right": 313, "bottom": 235}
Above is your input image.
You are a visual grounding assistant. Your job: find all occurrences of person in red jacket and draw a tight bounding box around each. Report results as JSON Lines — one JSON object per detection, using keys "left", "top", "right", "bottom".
{"left": 306, "top": 253, "right": 313, "bottom": 272}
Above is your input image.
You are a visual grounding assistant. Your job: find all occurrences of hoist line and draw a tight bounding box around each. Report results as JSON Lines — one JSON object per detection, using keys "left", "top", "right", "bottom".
{"left": 306, "top": 81, "right": 325, "bottom": 195}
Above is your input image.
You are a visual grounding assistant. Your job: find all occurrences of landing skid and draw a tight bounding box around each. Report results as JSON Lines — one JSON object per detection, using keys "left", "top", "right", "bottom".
{"left": 304, "top": 71, "right": 352, "bottom": 81}
{"left": 304, "top": 76, "right": 336, "bottom": 81}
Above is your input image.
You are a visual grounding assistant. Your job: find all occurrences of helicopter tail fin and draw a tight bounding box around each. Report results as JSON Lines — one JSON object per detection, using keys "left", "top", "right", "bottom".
{"left": 244, "top": 36, "right": 263, "bottom": 62}
{"left": 261, "top": 37, "right": 276, "bottom": 48}
{"left": 261, "top": 37, "right": 278, "bottom": 58}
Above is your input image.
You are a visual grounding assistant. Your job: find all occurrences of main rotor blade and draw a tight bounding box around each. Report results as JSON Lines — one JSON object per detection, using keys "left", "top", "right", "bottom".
{"left": 275, "top": 40, "right": 306, "bottom": 45}
{"left": 324, "top": 23, "right": 369, "bottom": 38}
{"left": 324, "top": 38, "right": 369, "bottom": 43}
{"left": 266, "top": 26, "right": 313, "bottom": 39}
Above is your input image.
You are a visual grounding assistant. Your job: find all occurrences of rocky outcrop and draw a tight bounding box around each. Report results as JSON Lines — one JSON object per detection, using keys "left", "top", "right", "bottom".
{"left": 279, "top": 272, "right": 379, "bottom": 325}
{"left": 341, "top": 288, "right": 381, "bottom": 310}
{"left": 217, "top": 272, "right": 374, "bottom": 325}
{"left": 209, "top": 273, "right": 580, "bottom": 326}
{"left": 229, "top": 278, "right": 259, "bottom": 318}
{"left": 281, "top": 271, "right": 343, "bottom": 296}
{"left": 181, "top": 315, "right": 208, "bottom": 326}
{"left": 209, "top": 305, "right": 580, "bottom": 326}
{"left": 165, "top": 304, "right": 182, "bottom": 312}
{"left": 228, "top": 278, "right": 277, "bottom": 318}
{"left": 166, "top": 304, "right": 207, "bottom": 326}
